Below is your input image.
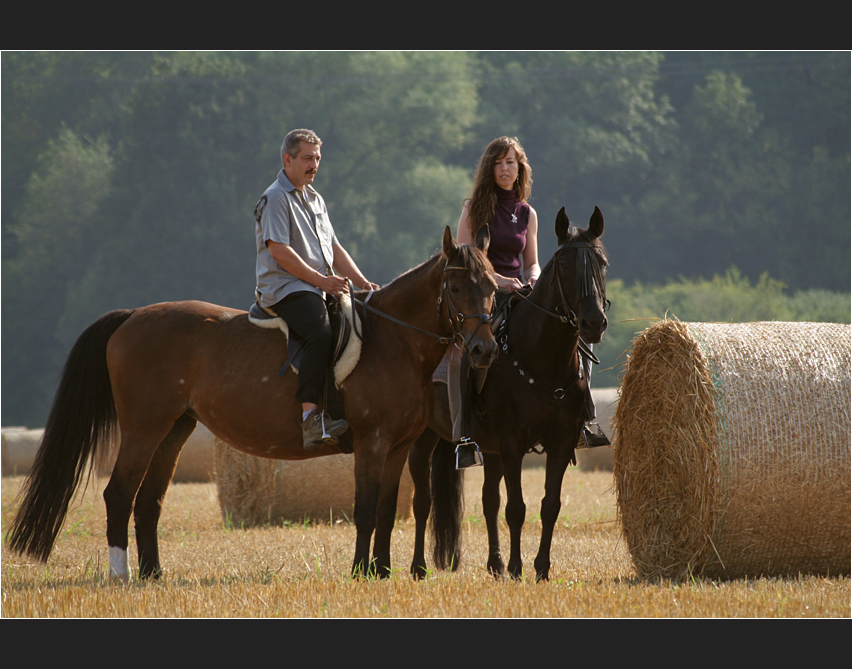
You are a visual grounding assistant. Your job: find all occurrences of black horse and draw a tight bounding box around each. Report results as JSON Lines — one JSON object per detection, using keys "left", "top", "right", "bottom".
{"left": 408, "top": 207, "right": 609, "bottom": 581}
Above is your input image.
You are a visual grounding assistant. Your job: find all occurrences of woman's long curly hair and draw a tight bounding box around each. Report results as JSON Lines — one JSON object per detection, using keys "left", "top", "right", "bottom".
{"left": 465, "top": 136, "right": 533, "bottom": 239}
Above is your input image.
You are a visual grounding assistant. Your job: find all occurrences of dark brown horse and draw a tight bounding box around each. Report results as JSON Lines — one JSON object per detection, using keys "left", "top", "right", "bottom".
{"left": 8, "top": 227, "right": 498, "bottom": 580}
{"left": 408, "top": 207, "right": 609, "bottom": 581}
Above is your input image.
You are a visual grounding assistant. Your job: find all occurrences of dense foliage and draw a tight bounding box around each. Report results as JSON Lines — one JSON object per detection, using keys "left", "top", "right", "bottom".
{"left": 2, "top": 51, "right": 849, "bottom": 427}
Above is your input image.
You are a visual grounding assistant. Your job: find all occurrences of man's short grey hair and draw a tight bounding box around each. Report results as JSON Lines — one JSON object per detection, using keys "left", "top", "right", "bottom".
{"left": 281, "top": 129, "right": 322, "bottom": 163}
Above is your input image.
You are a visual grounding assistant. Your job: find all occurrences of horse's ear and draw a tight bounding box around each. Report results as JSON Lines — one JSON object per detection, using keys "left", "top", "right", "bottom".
{"left": 588, "top": 206, "right": 604, "bottom": 239}
{"left": 442, "top": 225, "right": 457, "bottom": 257}
{"left": 555, "top": 207, "right": 571, "bottom": 243}
{"left": 474, "top": 223, "right": 490, "bottom": 254}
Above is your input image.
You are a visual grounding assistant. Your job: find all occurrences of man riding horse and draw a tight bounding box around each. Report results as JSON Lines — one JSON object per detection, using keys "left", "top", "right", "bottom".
{"left": 253, "top": 129, "right": 380, "bottom": 449}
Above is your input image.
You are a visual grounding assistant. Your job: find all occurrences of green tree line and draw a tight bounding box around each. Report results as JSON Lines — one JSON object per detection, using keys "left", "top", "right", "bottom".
{"left": 594, "top": 269, "right": 851, "bottom": 387}
{"left": 2, "top": 51, "right": 849, "bottom": 427}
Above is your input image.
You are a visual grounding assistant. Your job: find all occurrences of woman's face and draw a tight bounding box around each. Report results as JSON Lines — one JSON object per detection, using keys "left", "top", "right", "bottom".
{"left": 493, "top": 146, "right": 519, "bottom": 191}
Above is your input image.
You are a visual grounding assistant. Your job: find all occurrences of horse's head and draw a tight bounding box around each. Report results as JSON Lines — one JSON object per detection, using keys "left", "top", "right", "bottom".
{"left": 441, "top": 225, "right": 499, "bottom": 369}
{"left": 548, "top": 206, "right": 609, "bottom": 344}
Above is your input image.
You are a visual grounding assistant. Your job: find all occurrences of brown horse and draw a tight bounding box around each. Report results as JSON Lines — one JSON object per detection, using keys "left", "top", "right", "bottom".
{"left": 408, "top": 208, "right": 609, "bottom": 581}
{"left": 8, "top": 226, "right": 498, "bottom": 580}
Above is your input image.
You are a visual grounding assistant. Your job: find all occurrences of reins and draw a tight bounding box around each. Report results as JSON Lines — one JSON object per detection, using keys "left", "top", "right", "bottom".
{"left": 351, "top": 261, "right": 492, "bottom": 349}
{"left": 512, "top": 240, "right": 609, "bottom": 327}
{"left": 497, "top": 238, "right": 607, "bottom": 400}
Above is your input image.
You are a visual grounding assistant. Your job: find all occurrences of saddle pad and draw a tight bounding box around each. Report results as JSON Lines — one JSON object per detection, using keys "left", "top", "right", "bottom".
{"left": 248, "top": 293, "right": 363, "bottom": 388}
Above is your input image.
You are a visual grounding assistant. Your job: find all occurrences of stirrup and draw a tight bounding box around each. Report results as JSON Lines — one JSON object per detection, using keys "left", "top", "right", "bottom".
{"left": 455, "top": 437, "right": 483, "bottom": 469}
{"left": 579, "top": 423, "right": 610, "bottom": 449}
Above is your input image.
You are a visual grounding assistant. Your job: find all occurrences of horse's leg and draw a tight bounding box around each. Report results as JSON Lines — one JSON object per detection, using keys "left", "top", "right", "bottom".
{"left": 409, "top": 429, "right": 439, "bottom": 579}
{"left": 372, "top": 444, "right": 410, "bottom": 578}
{"left": 482, "top": 452, "right": 505, "bottom": 578}
{"left": 351, "top": 440, "right": 388, "bottom": 578}
{"left": 103, "top": 420, "right": 177, "bottom": 582}
{"left": 133, "top": 413, "right": 197, "bottom": 579}
{"left": 502, "top": 447, "right": 527, "bottom": 580}
{"left": 533, "top": 444, "right": 575, "bottom": 582}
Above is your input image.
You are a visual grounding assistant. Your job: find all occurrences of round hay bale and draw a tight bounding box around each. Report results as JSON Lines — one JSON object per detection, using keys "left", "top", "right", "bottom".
{"left": 1, "top": 428, "right": 43, "bottom": 477}
{"left": 213, "top": 440, "right": 415, "bottom": 526}
{"left": 172, "top": 424, "right": 216, "bottom": 483}
{"left": 3, "top": 423, "right": 221, "bottom": 483}
{"left": 91, "top": 424, "right": 215, "bottom": 481}
{"left": 613, "top": 319, "right": 850, "bottom": 580}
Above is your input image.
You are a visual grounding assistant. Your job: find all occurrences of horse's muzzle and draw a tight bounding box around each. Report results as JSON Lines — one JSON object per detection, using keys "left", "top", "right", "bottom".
{"left": 468, "top": 335, "right": 499, "bottom": 370}
{"left": 579, "top": 314, "right": 608, "bottom": 345}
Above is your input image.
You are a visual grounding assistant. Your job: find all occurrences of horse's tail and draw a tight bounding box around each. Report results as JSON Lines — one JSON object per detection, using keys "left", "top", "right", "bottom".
{"left": 7, "top": 309, "right": 134, "bottom": 562}
{"left": 430, "top": 439, "right": 465, "bottom": 571}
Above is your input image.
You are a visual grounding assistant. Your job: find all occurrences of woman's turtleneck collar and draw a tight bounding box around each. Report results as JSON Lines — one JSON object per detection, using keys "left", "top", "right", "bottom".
{"left": 496, "top": 186, "right": 517, "bottom": 202}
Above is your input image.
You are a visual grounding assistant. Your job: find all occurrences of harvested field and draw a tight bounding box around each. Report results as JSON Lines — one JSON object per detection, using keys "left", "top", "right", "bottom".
{"left": 2, "top": 466, "right": 848, "bottom": 618}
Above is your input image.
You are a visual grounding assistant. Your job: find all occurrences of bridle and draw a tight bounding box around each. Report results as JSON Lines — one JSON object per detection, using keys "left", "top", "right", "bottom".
{"left": 351, "top": 261, "right": 492, "bottom": 350}
{"left": 496, "top": 237, "right": 608, "bottom": 401}
{"left": 438, "top": 265, "right": 494, "bottom": 349}
{"left": 513, "top": 239, "right": 609, "bottom": 328}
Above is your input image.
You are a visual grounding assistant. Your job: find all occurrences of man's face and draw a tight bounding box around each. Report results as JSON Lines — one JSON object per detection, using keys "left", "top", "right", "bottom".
{"left": 283, "top": 141, "right": 321, "bottom": 190}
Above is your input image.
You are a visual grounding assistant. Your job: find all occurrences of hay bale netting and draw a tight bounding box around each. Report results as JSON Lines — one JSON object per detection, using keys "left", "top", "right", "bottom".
{"left": 1, "top": 428, "right": 43, "bottom": 477}
{"left": 213, "top": 440, "right": 415, "bottom": 526}
{"left": 613, "top": 319, "right": 851, "bottom": 580}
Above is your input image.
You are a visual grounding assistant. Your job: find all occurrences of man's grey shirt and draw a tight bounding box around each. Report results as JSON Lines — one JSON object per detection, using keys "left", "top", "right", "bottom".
{"left": 254, "top": 170, "right": 339, "bottom": 307}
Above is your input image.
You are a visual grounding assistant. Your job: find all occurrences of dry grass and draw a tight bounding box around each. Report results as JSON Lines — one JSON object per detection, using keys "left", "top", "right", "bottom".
{"left": 2, "top": 468, "right": 849, "bottom": 618}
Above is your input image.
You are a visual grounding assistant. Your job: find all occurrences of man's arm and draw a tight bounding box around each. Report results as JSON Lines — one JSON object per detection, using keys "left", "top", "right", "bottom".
{"left": 332, "top": 244, "right": 380, "bottom": 291}
{"left": 266, "top": 240, "right": 349, "bottom": 295}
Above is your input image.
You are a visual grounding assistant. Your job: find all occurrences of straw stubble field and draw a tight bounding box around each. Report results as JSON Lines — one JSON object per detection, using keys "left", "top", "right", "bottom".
{"left": 2, "top": 466, "right": 848, "bottom": 618}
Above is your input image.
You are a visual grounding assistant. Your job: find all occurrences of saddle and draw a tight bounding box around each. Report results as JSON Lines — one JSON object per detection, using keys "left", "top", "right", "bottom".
{"left": 490, "top": 287, "right": 530, "bottom": 339}
{"left": 248, "top": 292, "right": 362, "bottom": 388}
{"left": 248, "top": 292, "right": 364, "bottom": 454}
{"left": 467, "top": 288, "right": 532, "bottom": 394}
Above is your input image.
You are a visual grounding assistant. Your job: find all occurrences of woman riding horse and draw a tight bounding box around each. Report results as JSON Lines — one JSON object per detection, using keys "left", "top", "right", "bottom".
{"left": 409, "top": 206, "right": 610, "bottom": 581}
{"left": 447, "top": 137, "right": 607, "bottom": 469}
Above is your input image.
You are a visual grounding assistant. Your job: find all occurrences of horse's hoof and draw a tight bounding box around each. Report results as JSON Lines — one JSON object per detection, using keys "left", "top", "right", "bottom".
{"left": 411, "top": 566, "right": 428, "bottom": 580}
{"left": 487, "top": 561, "right": 505, "bottom": 579}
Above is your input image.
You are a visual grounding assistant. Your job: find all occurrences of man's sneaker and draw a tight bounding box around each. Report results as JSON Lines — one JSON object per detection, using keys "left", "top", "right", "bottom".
{"left": 301, "top": 410, "right": 349, "bottom": 449}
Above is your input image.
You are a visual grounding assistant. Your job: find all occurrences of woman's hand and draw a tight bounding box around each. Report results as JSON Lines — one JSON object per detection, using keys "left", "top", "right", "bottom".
{"left": 495, "top": 274, "right": 524, "bottom": 292}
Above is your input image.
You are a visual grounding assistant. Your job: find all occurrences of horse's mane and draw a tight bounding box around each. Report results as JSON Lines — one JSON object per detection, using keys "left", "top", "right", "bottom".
{"left": 375, "top": 242, "right": 496, "bottom": 300}
{"left": 454, "top": 243, "right": 497, "bottom": 291}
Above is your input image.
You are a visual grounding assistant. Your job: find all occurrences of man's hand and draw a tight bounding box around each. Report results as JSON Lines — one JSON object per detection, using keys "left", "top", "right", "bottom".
{"left": 317, "top": 274, "right": 349, "bottom": 296}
